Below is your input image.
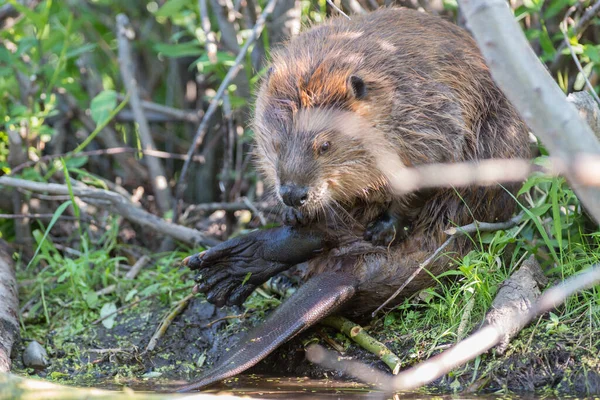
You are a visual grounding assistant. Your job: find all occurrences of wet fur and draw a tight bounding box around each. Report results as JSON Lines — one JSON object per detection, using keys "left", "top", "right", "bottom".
{"left": 253, "top": 8, "right": 531, "bottom": 313}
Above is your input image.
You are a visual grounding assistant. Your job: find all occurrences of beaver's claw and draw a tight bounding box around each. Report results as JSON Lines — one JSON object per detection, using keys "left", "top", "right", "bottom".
{"left": 184, "top": 227, "right": 329, "bottom": 307}
{"left": 364, "top": 212, "right": 410, "bottom": 247}
{"left": 283, "top": 207, "right": 310, "bottom": 226}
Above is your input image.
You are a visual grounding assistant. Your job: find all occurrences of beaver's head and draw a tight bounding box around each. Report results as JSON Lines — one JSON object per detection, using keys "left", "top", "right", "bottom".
{"left": 253, "top": 75, "right": 393, "bottom": 220}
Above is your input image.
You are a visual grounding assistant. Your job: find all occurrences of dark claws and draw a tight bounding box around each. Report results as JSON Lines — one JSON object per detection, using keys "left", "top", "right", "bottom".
{"left": 364, "top": 213, "right": 410, "bottom": 247}
{"left": 184, "top": 227, "right": 329, "bottom": 307}
{"left": 283, "top": 207, "right": 309, "bottom": 226}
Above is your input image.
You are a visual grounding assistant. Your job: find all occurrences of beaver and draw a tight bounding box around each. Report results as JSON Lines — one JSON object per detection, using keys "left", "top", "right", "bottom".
{"left": 178, "top": 8, "right": 531, "bottom": 392}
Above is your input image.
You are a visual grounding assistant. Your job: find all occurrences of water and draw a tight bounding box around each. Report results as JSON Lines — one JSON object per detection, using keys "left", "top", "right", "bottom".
{"left": 96, "top": 374, "right": 549, "bottom": 399}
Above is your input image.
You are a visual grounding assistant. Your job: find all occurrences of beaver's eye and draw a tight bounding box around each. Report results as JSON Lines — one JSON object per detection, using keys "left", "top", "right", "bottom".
{"left": 319, "top": 141, "right": 331, "bottom": 155}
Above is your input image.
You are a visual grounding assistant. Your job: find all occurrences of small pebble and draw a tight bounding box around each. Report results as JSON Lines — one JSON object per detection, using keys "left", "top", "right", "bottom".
{"left": 23, "top": 341, "right": 49, "bottom": 369}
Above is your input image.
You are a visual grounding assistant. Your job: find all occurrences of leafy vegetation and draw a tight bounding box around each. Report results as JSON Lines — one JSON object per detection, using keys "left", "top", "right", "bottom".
{"left": 1, "top": 0, "right": 600, "bottom": 395}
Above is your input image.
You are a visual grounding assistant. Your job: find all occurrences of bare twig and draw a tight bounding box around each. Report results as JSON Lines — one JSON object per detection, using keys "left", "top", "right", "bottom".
{"left": 560, "top": 7, "right": 600, "bottom": 105}
{"left": 145, "top": 293, "right": 194, "bottom": 352}
{"left": 485, "top": 256, "right": 548, "bottom": 354}
{"left": 242, "top": 197, "right": 267, "bottom": 226}
{"left": 321, "top": 315, "right": 401, "bottom": 375}
{"left": 0, "top": 177, "right": 218, "bottom": 247}
{"left": 340, "top": 0, "right": 366, "bottom": 15}
{"left": 372, "top": 213, "right": 524, "bottom": 317}
{"left": 199, "top": 0, "right": 218, "bottom": 63}
{"left": 326, "top": 0, "right": 351, "bottom": 19}
{"left": 307, "top": 263, "right": 600, "bottom": 392}
{"left": 201, "top": 312, "right": 251, "bottom": 328}
{"left": 116, "top": 14, "right": 172, "bottom": 215}
{"left": 11, "top": 147, "right": 205, "bottom": 176}
{"left": 115, "top": 93, "right": 202, "bottom": 123}
{"left": 180, "top": 201, "right": 279, "bottom": 223}
{"left": 7, "top": 128, "right": 31, "bottom": 248}
{"left": 95, "top": 284, "right": 117, "bottom": 297}
{"left": 459, "top": 0, "right": 600, "bottom": 224}
{"left": 209, "top": 0, "right": 240, "bottom": 54}
{"left": 221, "top": 93, "right": 234, "bottom": 201}
{"left": 568, "top": 91, "right": 600, "bottom": 140}
{"left": 264, "top": 0, "right": 301, "bottom": 48}
{"left": 173, "top": 0, "right": 278, "bottom": 221}
{"left": 0, "top": 240, "right": 18, "bottom": 372}
{"left": 125, "top": 255, "right": 150, "bottom": 280}
{"left": 550, "top": 1, "right": 600, "bottom": 73}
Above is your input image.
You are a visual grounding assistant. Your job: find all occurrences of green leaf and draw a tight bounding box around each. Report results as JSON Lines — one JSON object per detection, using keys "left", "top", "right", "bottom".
{"left": 7, "top": 0, "right": 45, "bottom": 30}
{"left": 574, "top": 62, "right": 595, "bottom": 91}
{"left": 100, "top": 302, "right": 117, "bottom": 329}
{"left": 85, "top": 290, "right": 99, "bottom": 308}
{"left": 583, "top": 45, "right": 600, "bottom": 64}
{"left": 196, "top": 353, "right": 207, "bottom": 367}
{"left": 550, "top": 180, "right": 563, "bottom": 256}
{"left": 64, "top": 157, "right": 88, "bottom": 169}
{"left": 72, "top": 94, "right": 130, "bottom": 154}
{"left": 26, "top": 201, "right": 72, "bottom": 270}
{"left": 0, "top": 46, "right": 11, "bottom": 63}
{"left": 125, "top": 289, "right": 138, "bottom": 302}
{"left": 241, "top": 272, "right": 252, "bottom": 286}
{"left": 90, "top": 90, "right": 118, "bottom": 125}
{"left": 538, "top": 25, "right": 555, "bottom": 59}
{"left": 155, "top": 0, "right": 190, "bottom": 18}
{"left": 153, "top": 42, "right": 203, "bottom": 58}
{"left": 544, "top": 0, "right": 571, "bottom": 19}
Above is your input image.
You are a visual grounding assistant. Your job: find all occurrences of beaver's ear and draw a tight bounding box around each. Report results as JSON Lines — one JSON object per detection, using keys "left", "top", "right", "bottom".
{"left": 348, "top": 75, "right": 367, "bottom": 99}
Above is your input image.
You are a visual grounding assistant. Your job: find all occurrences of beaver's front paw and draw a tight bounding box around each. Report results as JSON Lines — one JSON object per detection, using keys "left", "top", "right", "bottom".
{"left": 184, "top": 235, "right": 288, "bottom": 307}
{"left": 364, "top": 213, "right": 410, "bottom": 247}
{"left": 184, "top": 227, "right": 328, "bottom": 307}
{"left": 283, "top": 207, "right": 309, "bottom": 226}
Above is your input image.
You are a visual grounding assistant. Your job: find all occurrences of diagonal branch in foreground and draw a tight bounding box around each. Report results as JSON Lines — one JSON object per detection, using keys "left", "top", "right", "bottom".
{"left": 307, "top": 262, "right": 600, "bottom": 392}
{"left": 457, "top": 0, "right": 600, "bottom": 224}
{"left": 0, "top": 177, "right": 218, "bottom": 248}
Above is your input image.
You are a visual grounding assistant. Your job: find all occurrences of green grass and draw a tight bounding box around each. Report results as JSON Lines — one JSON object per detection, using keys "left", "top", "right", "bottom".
{"left": 17, "top": 211, "right": 198, "bottom": 346}
{"left": 377, "top": 172, "right": 600, "bottom": 391}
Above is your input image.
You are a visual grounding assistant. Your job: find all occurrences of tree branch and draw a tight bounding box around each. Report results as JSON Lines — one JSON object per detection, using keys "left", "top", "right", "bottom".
{"left": 458, "top": 0, "right": 600, "bottom": 224}
{"left": 0, "top": 240, "right": 18, "bottom": 372}
{"left": 307, "top": 262, "right": 600, "bottom": 392}
{"left": 173, "top": 0, "right": 278, "bottom": 222}
{"left": 0, "top": 177, "right": 218, "bottom": 247}
{"left": 116, "top": 14, "right": 172, "bottom": 215}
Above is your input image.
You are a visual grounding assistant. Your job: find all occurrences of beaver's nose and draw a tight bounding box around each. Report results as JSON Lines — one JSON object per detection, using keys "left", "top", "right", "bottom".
{"left": 280, "top": 185, "right": 309, "bottom": 208}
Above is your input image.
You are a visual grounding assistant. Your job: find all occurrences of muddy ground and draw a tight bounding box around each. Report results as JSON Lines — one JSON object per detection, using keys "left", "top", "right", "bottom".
{"left": 10, "top": 291, "right": 600, "bottom": 397}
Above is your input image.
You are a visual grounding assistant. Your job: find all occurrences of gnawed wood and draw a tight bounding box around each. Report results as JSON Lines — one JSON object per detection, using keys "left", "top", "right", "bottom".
{"left": 485, "top": 256, "right": 548, "bottom": 353}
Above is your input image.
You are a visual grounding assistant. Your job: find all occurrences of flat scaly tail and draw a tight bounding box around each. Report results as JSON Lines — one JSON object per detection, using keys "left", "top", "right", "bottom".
{"left": 177, "top": 271, "right": 358, "bottom": 392}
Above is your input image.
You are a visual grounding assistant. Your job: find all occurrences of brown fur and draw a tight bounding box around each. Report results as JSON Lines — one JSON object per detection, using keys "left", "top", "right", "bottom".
{"left": 253, "top": 8, "right": 531, "bottom": 314}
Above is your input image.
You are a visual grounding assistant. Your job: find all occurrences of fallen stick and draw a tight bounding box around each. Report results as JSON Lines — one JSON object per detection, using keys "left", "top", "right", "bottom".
{"left": 145, "top": 293, "right": 194, "bottom": 353}
{"left": 0, "top": 240, "right": 19, "bottom": 372}
{"left": 10, "top": 147, "right": 205, "bottom": 176}
{"left": 307, "top": 262, "right": 600, "bottom": 392}
{"left": 116, "top": 14, "right": 172, "bottom": 215}
{"left": 321, "top": 315, "right": 402, "bottom": 375}
{"left": 0, "top": 176, "right": 218, "bottom": 247}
